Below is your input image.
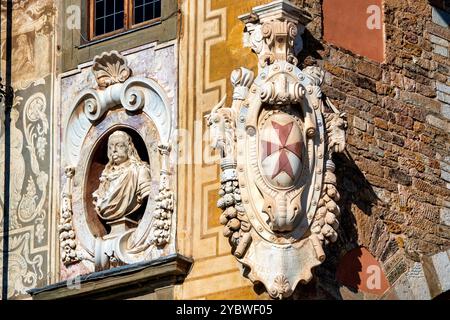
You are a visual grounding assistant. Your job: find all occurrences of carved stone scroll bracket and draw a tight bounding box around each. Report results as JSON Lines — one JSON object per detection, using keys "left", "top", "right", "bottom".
{"left": 66, "top": 76, "right": 173, "bottom": 168}
{"left": 58, "top": 166, "right": 80, "bottom": 266}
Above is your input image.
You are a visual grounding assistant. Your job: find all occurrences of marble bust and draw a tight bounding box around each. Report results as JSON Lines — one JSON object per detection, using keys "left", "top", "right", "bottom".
{"left": 92, "top": 130, "right": 152, "bottom": 224}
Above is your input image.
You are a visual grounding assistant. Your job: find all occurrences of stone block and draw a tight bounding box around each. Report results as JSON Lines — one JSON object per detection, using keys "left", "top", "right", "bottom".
{"left": 437, "top": 91, "right": 450, "bottom": 104}
{"left": 406, "top": 263, "right": 432, "bottom": 300}
{"left": 353, "top": 116, "right": 367, "bottom": 131}
{"left": 436, "top": 82, "right": 450, "bottom": 95}
{"left": 356, "top": 60, "right": 383, "bottom": 80}
{"left": 431, "top": 251, "right": 450, "bottom": 293}
{"left": 442, "top": 170, "right": 450, "bottom": 183}
{"left": 434, "top": 44, "right": 449, "bottom": 57}
{"left": 401, "top": 91, "right": 442, "bottom": 112}
{"left": 442, "top": 103, "right": 450, "bottom": 120}
{"left": 441, "top": 208, "right": 450, "bottom": 227}
{"left": 430, "top": 34, "right": 448, "bottom": 47}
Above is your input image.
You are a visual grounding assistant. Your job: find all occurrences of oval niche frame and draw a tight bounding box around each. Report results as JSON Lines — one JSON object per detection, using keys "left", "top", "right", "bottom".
{"left": 61, "top": 73, "right": 175, "bottom": 269}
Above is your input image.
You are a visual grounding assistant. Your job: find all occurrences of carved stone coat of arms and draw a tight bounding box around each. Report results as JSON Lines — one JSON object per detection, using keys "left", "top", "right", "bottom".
{"left": 207, "top": 0, "right": 347, "bottom": 299}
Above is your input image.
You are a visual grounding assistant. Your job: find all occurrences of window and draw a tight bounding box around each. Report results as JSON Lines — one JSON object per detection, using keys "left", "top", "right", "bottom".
{"left": 90, "top": 0, "right": 162, "bottom": 40}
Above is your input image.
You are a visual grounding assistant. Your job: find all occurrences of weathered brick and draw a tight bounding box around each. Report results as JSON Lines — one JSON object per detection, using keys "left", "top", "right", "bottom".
{"left": 429, "top": 34, "right": 448, "bottom": 47}
{"left": 437, "top": 82, "right": 450, "bottom": 95}
{"left": 374, "top": 128, "right": 393, "bottom": 143}
{"left": 323, "top": 61, "right": 345, "bottom": 78}
{"left": 392, "top": 134, "right": 406, "bottom": 147}
{"left": 416, "top": 83, "right": 436, "bottom": 98}
{"left": 400, "top": 91, "right": 442, "bottom": 113}
{"left": 356, "top": 60, "right": 383, "bottom": 80}
{"left": 358, "top": 88, "right": 378, "bottom": 104}
{"left": 426, "top": 114, "right": 448, "bottom": 130}
{"left": 404, "top": 32, "right": 419, "bottom": 44}
{"left": 366, "top": 174, "right": 397, "bottom": 192}
{"left": 352, "top": 116, "right": 367, "bottom": 132}
{"left": 344, "top": 70, "right": 377, "bottom": 92}
{"left": 437, "top": 91, "right": 450, "bottom": 104}
{"left": 296, "top": 1, "right": 450, "bottom": 289}
{"left": 396, "top": 114, "right": 414, "bottom": 129}
{"left": 434, "top": 44, "right": 449, "bottom": 57}
{"left": 374, "top": 117, "right": 389, "bottom": 130}
{"left": 426, "top": 21, "right": 450, "bottom": 41}
{"left": 389, "top": 168, "right": 412, "bottom": 186}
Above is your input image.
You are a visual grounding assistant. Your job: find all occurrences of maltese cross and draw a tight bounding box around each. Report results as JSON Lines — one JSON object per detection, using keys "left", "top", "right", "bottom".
{"left": 262, "top": 121, "right": 302, "bottom": 180}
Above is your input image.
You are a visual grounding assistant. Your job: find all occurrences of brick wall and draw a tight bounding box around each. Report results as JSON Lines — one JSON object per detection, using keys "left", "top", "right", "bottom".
{"left": 292, "top": 0, "right": 450, "bottom": 299}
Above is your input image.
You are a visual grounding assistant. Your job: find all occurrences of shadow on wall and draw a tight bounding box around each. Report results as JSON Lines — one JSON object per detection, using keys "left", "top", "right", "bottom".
{"left": 293, "top": 151, "right": 380, "bottom": 300}
{"left": 298, "top": 28, "right": 326, "bottom": 67}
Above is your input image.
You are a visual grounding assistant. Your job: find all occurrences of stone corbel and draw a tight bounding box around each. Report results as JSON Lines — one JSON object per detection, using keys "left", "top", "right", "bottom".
{"left": 207, "top": 0, "right": 347, "bottom": 299}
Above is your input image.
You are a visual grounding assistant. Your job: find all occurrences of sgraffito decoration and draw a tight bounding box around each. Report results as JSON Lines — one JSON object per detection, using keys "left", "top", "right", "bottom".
{"left": 207, "top": 0, "right": 347, "bottom": 299}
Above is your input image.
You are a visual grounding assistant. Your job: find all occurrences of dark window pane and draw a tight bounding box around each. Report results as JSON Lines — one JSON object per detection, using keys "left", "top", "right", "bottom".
{"left": 144, "top": 3, "right": 152, "bottom": 20}
{"left": 154, "top": 1, "right": 161, "bottom": 18}
{"left": 105, "top": 14, "right": 115, "bottom": 34}
{"left": 105, "top": 0, "right": 115, "bottom": 15}
{"left": 115, "top": 0, "right": 124, "bottom": 11}
{"left": 135, "top": 7, "right": 144, "bottom": 24}
{"left": 95, "top": 18, "right": 104, "bottom": 35}
{"left": 133, "top": 0, "right": 161, "bottom": 25}
{"left": 96, "top": 1, "right": 104, "bottom": 17}
{"left": 94, "top": 0, "right": 125, "bottom": 36}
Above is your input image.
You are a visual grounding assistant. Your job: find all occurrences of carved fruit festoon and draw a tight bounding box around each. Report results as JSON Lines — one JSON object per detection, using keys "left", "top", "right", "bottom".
{"left": 207, "top": 0, "right": 347, "bottom": 299}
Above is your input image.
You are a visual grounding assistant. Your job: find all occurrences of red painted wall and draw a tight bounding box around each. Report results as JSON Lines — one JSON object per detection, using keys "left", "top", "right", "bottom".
{"left": 323, "top": 0, "right": 385, "bottom": 62}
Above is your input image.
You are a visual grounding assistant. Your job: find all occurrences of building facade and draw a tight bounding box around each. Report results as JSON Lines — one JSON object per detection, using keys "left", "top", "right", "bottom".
{"left": 0, "top": 0, "right": 449, "bottom": 300}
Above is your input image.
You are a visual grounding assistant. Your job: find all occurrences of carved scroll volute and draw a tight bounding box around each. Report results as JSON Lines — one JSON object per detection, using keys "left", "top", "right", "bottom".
{"left": 207, "top": 1, "right": 347, "bottom": 299}
{"left": 82, "top": 51, "right": 138, "bottom": 123}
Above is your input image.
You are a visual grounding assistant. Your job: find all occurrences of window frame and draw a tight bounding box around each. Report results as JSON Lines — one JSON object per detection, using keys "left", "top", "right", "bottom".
{"left": 89, "top": 0, "right": 162, "bottom": 41}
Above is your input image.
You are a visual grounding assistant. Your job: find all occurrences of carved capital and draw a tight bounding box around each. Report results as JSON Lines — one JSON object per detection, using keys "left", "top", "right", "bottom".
{"left": 240, "top": 0, "right": 311, "bottom": 68}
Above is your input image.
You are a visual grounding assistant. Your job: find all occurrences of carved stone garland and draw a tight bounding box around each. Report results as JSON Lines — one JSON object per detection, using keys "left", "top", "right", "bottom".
{"left": 60, "top": 50, "right": 175, "bottom": 270}
{"left": 207, "top": 0, "right": 347, "bottom": 299}
{"left": 59, "top": 166, "right": 79, "bottom": 265}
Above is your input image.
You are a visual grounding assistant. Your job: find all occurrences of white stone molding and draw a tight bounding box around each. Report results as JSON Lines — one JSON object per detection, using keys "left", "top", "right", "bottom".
{"left": 207, "top": 0, "right": 347, "bottom": 299}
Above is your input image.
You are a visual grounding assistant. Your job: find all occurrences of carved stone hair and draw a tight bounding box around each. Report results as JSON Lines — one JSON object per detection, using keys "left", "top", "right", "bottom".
{"left": 106, "top": 130, "right": 144, "bottom": 169}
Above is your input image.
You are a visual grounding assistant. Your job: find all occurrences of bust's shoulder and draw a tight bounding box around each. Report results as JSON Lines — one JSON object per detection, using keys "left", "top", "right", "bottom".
{"left": 135, "top": 161, "right": 152, "bottom": 177}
